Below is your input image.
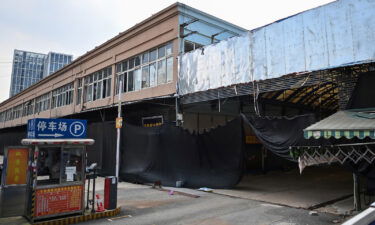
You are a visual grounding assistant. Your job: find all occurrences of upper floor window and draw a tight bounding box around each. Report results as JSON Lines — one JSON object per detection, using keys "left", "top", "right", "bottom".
{"left": 51, "top": 83, "right": 73, "bottom": 108}
{"left": 83, "top": 67, "right": 112, "bottom": 103}
{"left": 115, "top": 42, "right": 173, "bottom": 95}
{"left": 76, "top": 78, "right": 83, "bottom": 105}
{"left": 12, "top": 104, "right": 22, "bottom": 119}
{"left": 35, "top": 93, "right": 51, "bottom": 113}
{"left": 23, "top": 100, "right": 35, "bottom": 116}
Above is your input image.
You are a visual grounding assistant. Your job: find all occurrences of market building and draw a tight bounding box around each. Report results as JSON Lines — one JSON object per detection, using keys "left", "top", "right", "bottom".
{"left": 0, "top": 0, "right": 375, "bottom": 211}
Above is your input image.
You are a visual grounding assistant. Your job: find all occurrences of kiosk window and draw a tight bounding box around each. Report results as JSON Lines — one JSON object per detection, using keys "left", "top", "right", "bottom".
{"left": 61, "top": 147, "right": 83, "bottom": 183}
{"left": 37, "top": 147, "right": 61, "bottom": 185}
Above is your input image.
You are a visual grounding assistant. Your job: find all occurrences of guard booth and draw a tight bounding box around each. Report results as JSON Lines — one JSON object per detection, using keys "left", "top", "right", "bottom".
{"left": 0, "top": 118, "right": 94, "bottom": 222}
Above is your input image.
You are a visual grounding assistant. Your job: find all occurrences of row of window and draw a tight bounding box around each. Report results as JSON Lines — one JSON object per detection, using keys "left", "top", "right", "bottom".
{"left": 1, "top": 42, "right": 176, "bottom": 122}
{"left": 83, "top": 67, "right": 112, "bottom": 103}
{"left": 115, "top": 42, "right": 173, "bottom": 94}
{"left": 0, "top": 82, "right": 74, "bottom": 122}
{"left": 51, "top": 83, "right": 74, "bottom": 108}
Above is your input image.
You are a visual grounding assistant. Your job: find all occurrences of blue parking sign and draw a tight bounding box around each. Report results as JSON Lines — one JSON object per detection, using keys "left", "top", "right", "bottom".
{"left": 27, "top": 118, "right": 87, "bottom": 139}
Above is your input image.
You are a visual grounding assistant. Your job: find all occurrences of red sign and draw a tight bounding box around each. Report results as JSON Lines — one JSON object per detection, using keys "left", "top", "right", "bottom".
{"left": 35, "top": 185, "right": 83, "bottom": 217}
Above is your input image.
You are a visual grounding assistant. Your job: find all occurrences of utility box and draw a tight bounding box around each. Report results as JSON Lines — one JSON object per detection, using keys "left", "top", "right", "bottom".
{"left": 104, "top": 176, "right": 117, "bottom": 210}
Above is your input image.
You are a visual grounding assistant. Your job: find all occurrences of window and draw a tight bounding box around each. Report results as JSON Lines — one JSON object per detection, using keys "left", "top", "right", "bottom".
{"left": 115, "top": 41, "right": 174, "bottom": 94}
{"left": 157, "top": 60, "right": 166, "bottom": 85}
{"left": 0, "top": 112, "right": 4, "bottom": 122}
{"left": 51, "top": 83, "right": 73, "bottom": 108}
{"left": 76, "top": 78, "right": 83, "bottom": 105}
{"left": 142, "top": 66, "right": 150, "bottom": 88}
{"left": 61, "top": 147, "right": 83, "bottom": 183}
{"left": 167, "top": 57, "right": 173, "bottom": 82}
{"left": 35, "top": 93, "right": 50, "bottom": 113}
{"left": 128, "top": 71, "right": 134, "bottom": 92}
{"left": 37, "top": 147, "right": 61, "bottom": 185}
{"left": 12, "top": 104, "right": 22, "bottom": 119}
{"left": 23, "top": 100, "right": 35, "bottom": 116}
{"left": 149, "top": 63, "right": 157, "bottom": 87}
{"left": 83, "top": 67, "right": 112, "bottom": 103}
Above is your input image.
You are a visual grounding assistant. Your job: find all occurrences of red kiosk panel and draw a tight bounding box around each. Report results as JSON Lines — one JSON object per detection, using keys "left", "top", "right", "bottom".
{"left": 35, "top": 185, "right": 83, "bottom": 217}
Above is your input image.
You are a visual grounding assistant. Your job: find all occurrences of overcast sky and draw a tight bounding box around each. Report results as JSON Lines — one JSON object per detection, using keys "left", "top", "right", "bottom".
{"left": 0, "top": 0, "right": 335, "bottom": 102}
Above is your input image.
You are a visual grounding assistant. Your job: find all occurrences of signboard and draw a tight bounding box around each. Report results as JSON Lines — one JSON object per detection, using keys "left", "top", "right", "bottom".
{"left": 27, "top": 118, "right": 87, "bottom": 139}
{"left": 115, "top": 117, "right": 123, "bottom": 129}
{"left": 142, "top": 116, "right": 163, "bottom": 127}
{"left": 245, "top": 135, "right": 260, "bottom": 144}
{"left": 35, "top": 185, "right": 83, "bottom": 217}
{"left": 5, "top": 148, "right": 29, "bottom": 185}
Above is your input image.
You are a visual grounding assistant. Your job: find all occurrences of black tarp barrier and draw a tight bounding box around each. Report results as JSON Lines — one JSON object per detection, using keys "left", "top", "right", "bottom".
{"left": 0, "top": 126, "right": 26, "bottom": 154}
{"left": 345, "top": 71, "right": 375, "bottom": 185}
{"left": 120, "top": 117, "right": 244, "bottom": 188}
{"left": 346, "top": 71, "right": 375, "bottom": 110}
{"left": 242, "top": 114, "right": 327, "bottom": 161}
{"left": 86, "top": 121, "right": 117, "bottom": 175}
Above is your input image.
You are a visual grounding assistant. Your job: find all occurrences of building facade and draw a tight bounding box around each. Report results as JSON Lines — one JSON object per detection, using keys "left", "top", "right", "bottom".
{"left": 9, "top": 50, "right": 72, "bottom": 97}
{"left": 9, "top": 50, "right": 46, "bottom": 97}
{"left": 0, "top": 3, "right": 247, "bottom": 128}
{"left": 43, "top": 52, "right": 73, "bottom": 78}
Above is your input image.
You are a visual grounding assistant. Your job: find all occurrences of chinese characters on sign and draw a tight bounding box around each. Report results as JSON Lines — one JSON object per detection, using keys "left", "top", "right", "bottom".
{"left": 27, "top": 118, "right": 87, "bottom": 139}
{"left": 35, "top": 185, "right": 82, "bottom": 217}
{"left": 5, "top": 148, "right": 28, "bottom": 185}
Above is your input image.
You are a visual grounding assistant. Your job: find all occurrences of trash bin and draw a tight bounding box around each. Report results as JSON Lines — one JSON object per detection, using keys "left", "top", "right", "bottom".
{"left": 104, "top": 176, "right": 117, "bottom": 210}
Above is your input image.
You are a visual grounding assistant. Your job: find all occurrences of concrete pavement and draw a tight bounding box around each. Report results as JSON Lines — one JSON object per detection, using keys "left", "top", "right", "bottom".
{"left": 81, "top": 180, "right": 345, "bottom": 225}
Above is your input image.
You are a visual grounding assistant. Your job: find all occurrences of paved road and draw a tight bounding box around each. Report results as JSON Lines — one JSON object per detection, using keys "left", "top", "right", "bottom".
{"left": 82, "top": 182, "right": 345, "bottom": 225}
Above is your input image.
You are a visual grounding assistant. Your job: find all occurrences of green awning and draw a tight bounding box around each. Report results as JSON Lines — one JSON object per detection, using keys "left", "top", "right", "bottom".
{"left": 304, "top": 109, "right": 375, "bottom": 139}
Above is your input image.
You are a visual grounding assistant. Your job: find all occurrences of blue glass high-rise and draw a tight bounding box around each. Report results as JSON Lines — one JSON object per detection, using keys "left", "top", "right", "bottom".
{"left": 9, "top": 50, "right": 72, "bottom": 97}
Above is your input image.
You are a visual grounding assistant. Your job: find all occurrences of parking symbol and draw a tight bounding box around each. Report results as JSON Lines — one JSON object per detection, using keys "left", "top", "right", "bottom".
{"left": 69, "top": 121, "right": 85, "bottom": 137}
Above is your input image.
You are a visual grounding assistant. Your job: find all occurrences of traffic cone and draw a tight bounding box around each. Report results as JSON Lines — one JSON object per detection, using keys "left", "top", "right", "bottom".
{"left": 96, "top": 194, "right": 105, "bottom": 212}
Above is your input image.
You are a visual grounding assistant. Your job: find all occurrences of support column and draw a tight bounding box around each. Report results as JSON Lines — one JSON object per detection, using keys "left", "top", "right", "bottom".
{"left": 353, "top": 173, "right": 361, "bottom": 211}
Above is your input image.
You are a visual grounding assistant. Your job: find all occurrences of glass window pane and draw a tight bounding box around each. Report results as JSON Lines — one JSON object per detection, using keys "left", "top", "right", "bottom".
{"left": 61, "top": 147, "right": 83, "bottom": 183}
{"left": 149, "top": 63, "right": 156, "bottom": 87}
{"left": 122, "top": 61, "right": 128, "bottom": 71}
{"left": 166, "top": 42, "right": 173, "bottom": 55}
{"left": 149, "top": 49, "right": 157, "bottom": 61}
{"left": 157, "top": 60, "right": 166, "bottom": 85}
{"left": 116, "top": 63, "right": 122, "bottom": 73}
{"left": 116, "top": 75, "right": 122, "bottom": 94}
{"left": 122, "top": 73, "right": 127, "bottom": 92}
{"left": 135, "top": 55, "right": 141, "bottom": 67}
{"left": 97, "top": 81, "right": 102, "bottom": 99}
{"left": 134, "top": 69, "right": 141, "bottom": 91}
{"left": 102, "top": 80, "right": 107, "bottom": 98}
{"left": 37, "top": 148, "right": 61, "bottom": 185}
{"left": 142, "top": 65, "right": 150, "bottom": 89}
{"left": 166, "top": 57, "right": 173, "bottom": 82}
{"left": 158, "top": 46, "right": 165, "bottom": 58}
{"left": 142, "top": 53, "right": 149, "bottom": 64}
{"left": 127, "top": 71, "right": 134, "bottom": 92}
{"left": 106, "top": 78, "right": 111, "bottom": 96}
{"left": 128, "top": 58, "right": 134, "bottom": 69}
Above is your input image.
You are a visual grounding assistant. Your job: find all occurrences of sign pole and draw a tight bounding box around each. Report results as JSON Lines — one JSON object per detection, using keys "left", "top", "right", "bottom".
{"left": 115, "top": 81, "right": 122, "bottom": 178}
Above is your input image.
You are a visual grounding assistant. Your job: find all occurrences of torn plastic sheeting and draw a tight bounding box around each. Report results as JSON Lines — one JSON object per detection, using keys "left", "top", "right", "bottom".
{"left": 178, "top": 0, "right": 375, "bottom": 95}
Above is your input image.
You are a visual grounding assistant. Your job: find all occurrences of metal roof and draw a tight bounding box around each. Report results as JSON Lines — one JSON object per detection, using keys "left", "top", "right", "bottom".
{"left": 304, "top": 109, "right": 375, "bottom": 139}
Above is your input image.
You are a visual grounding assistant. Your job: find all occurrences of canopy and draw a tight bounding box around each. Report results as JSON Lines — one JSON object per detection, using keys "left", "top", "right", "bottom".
{"left": 304, "top": 109, "right": 375, "bottom": 139}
